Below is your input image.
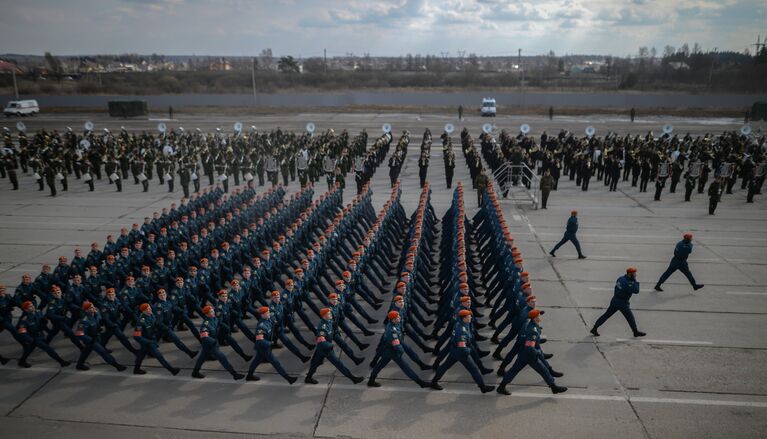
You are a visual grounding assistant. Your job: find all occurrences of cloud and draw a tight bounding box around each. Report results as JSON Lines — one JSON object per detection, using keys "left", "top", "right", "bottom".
{"left": 482, "top": 1, "right": 548, "bottom": 21}
{"left": 0, "top": 0, "right": 763, "bottom": 56}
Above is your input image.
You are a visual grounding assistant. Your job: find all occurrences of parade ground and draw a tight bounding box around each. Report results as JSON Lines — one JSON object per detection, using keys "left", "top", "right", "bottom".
{"left": 1, "top": 112, "right": 766, "bottom": 439}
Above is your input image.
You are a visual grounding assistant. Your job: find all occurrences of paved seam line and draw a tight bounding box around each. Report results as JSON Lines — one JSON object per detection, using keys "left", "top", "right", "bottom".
{"left": 5, "top": 369, "right": 60, "bottom": 417}
{"left": 520, "top": 211, "right": 653, "bottom": 439}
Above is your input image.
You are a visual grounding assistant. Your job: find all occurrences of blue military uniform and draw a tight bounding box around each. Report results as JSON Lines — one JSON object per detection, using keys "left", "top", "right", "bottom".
{"left": 655, "top": 239, "right": 702, "bottom": 290}
{"left": 132, "top": 312, "right": 179, "bottom": 375}
{"left": 305, "top": 317, "right": 362, "bottom": 384}
{"left": 17, "top": 309, "right": 70, "bottom": 367}
{"left": 592, "top": 274, "right": 642, "bottom": 335}
{"left": 430, "top": 320, "right": 493, "bottom": 392}
{"left": 191, "top": 314, "right": 242, "bottom": 379}
{"left": 550, "top": 214, "right": 585, "bottom": 258}
{"left": 246, "top": 315, "right": 296, "bottom": 383}
{"left": 497, "top": 318, "right": 564, "bottom": 395}
{"left": 368, "top": 319, "right": 427, "bottom": 387}
{"left": 74, "top": 311, "right": 125, "bottom": 371}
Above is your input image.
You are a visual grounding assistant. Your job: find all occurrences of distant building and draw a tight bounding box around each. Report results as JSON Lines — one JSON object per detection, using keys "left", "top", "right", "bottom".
{"left": 106, "top": 63, "right": 139, "bottom": 73}
{"left": 667, "top": 61, "right": 690, "bottom": 70}
{"left": 209, "top": 58, "right": 232, "bottom": 71}
{"left": 0, "top": 60, "right": 23, "bottom": 73}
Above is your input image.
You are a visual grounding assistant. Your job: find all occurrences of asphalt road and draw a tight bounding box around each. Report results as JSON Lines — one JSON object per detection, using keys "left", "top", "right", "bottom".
{"left": 1, "top": 113, "right": 766, "bottom": 439}
{"left": 3, "top": 91, "right": 767, "bottom": 109}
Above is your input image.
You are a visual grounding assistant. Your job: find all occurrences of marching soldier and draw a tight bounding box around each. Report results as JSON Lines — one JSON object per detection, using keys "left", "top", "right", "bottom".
{"left": 498, "top": 309, "right": 567, "bottom": 395}
{"left": 549, "top": 211, "right": 586, "bottom": 259}
{"left": 191, "top": 305, "right": 244, "bottom": 380}
{"left": 367, "top": 310, "right": 428, "bottom": 388}
{"left": 708, "top": 177, "right": 722, "bottom": 215}
{"left": 132, "top": 303, "right": 180, "bottom": 376}
{"left": 246, "top": 306, "right": 298, "bottom": 383}
{"left": 590, "top": 268, "right": 646, "bottom": 337}
{"left": 304, "top": 307, "right": 364, "bottom": 385}
{"left": 444, "top": 147, "right": 455, "bottom": 189}
{"left": 654, "top": 233, "right": 704, "bottom": 292}
{"left": 418, "top": 150, "right": 429, "bottom": 188}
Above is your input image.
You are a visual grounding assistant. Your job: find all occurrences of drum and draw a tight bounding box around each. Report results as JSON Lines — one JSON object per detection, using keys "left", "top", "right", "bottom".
{"left": 688, "top": 161, "right": 702, "bottom": 178}
{"left": 323, "top": 156, "right": 335, "bottom": 173}
{"left": 718, "top": 163, "right": 733, "bottom": 178}
{"left": 658, "top": 163, "right": 670, "bottom": 178}
{"left": 266, "top": 157, "right": 278, "bottom": 172}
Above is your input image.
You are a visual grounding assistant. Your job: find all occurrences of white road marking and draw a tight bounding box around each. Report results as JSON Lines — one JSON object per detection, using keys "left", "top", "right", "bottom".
{"left": 537, "top": 232, "right": 767, "bottom": 242}
{"left": 628, "top": 396, "right": 767, "bottom": 408}
{"left": 725, "top": 291, "right": 767, "bottom": 296}
{"left": 579, "top": 256, "right": 632, "bottom": 260}
{"left": 4, "top": 365, "right": 766, "bottom": 408}
{"left": 589, "top": 287, "right": 654, "bottom": 292}
{"left": 615, "top": 338, "right": 713, "bottom": 345}
{"left": 512, "top": 215, "right": 522, "bottom": 221}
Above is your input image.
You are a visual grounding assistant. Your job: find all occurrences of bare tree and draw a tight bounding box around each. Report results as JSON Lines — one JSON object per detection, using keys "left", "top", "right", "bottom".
{"left": 259, "top": 48, "right": 273, "bottom": 71}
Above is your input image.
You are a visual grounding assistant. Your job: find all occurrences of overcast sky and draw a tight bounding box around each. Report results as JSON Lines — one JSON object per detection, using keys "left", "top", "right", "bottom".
{"left": 0, "top": 0, "right": 764, "bottom": 57}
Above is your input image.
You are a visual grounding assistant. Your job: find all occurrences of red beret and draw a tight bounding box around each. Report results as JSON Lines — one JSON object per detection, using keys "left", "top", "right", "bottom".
{"left": 335, "top": 279, "right": 345, "bottom": 286}
{"left": 271, "top": 290, "right": 280, "bottom": 297}
{"left": 259, "top": 306, "right": 270, "bottom": 315}
{"left": 459, "top": 283, "right": 469, "bottom": 289}
{"left": 139, "top": 303, "right": 150, "bottom": 312}
{"left": 320, "top": 307, "right": 332, "bottom": 317}
{"left": 627, "top": 267, "right": 638, "bottom": 273}
{"left": 82, "top": 301, "right": 93, "bottom": 311}
{"left": 460, "top": 295, "right": 471, "bottom": 303}
{"left": 393, "top": 295, "right": 404, "bottom": 301}
{"left": 387, "top": 311, "right": 400, "bottom": 320}
{"left": 528, "top": 308, "right": 541, "bottom": 319}
{"left": 202, "top": 305, "right": 213, "bottom": 315}
{"left": 458, "top": 309, "right": 472, "bottom": 318}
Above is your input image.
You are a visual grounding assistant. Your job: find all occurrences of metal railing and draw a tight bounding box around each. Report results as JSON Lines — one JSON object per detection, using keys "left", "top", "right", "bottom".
{"left": 491, "top": 162, "right": 541, "bottom": 209}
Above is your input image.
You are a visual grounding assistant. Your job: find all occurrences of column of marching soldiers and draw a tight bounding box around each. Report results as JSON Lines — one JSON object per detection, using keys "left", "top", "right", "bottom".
{"left": 0, "top": 139, "right": 568, "bottom": 397}
{"left": 1, "top": 126, "right": 390, "bottom": 196}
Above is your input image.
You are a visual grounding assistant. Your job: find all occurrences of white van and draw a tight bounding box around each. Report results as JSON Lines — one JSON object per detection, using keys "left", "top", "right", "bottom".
{"left": 481, "top": 97, "right": 496, "bottom": 117}
{"left": 4, "top": 100, "right": 39, "bottom": 117}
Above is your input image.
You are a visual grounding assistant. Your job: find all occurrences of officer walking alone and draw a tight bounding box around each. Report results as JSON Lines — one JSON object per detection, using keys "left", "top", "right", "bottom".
{"left": 549, "top": 210, "right": 586, "bottom": 259}
{"left": 654, "top": 233, "right": 704, "bottom": 292}
{"left": 590, "top": 267, "right": 646, "bottom": 337}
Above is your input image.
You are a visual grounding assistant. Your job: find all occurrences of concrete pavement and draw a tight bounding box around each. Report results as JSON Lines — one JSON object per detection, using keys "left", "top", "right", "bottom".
{"left": 1, "top": 113, "right": 766, "bottom": 438}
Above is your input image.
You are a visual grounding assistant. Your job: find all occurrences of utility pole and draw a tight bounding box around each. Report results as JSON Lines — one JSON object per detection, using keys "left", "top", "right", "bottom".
{"left": 708, "top": 47, "right": 717, "bottom": 89}
{"left": 251, "top": 57, "right": 257, "bottom": 107}
{"left": 518, "top": 48, "right": 524, "bottom": 109}
{"left": 751, "top": 35, "right": 764, "bottom": 56}
{"left": 324, "top": 48, "right": 327, "bottom": 73}
{"left": 11, "top": 64, "right": 19, "bottom": 99}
